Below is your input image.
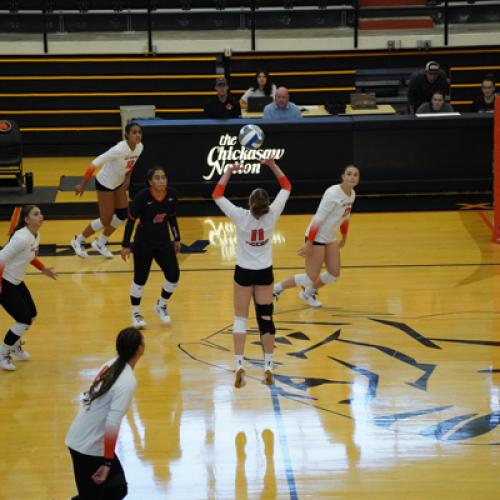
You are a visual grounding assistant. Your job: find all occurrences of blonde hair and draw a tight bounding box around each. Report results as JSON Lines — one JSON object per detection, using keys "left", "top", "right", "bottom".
{"left": 249, "top": 188, "right": 270, "bottom": 218}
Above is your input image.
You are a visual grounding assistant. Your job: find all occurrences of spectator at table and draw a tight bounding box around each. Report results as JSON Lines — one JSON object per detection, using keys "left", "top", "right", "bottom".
{"left": 239, "top": 70, "right": 277, "bottom": 110}
{"left": 262, "top": 87, "right": 302, "bottom": 120}
{"left": 408, "top": 61, "right": 448, "bottom": 114}
{"left": 204, "top": 77, "right": 241, "bottom": 119}
{"left": 416, "top": 90, "right": 454, "bottom": 113}
{"left": 472, "top": 74, "right": 496, "bottom": 113}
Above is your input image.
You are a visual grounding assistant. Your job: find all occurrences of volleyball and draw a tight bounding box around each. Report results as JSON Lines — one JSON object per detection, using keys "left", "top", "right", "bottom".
{"left": 238, "top": 124, "right": 265, "bottom": 150}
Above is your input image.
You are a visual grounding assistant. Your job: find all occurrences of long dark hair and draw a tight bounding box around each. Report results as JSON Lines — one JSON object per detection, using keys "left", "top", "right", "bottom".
{"left": 145, "top": 166, "right": 167, "bottom": 187}
{"left": 249, "top": 188, "right": 270, "bottom": 218}
{"left": 83, "top": 327, "right": 143, "bottom": 407}
{"left": 10, "top": 204, "right": 38, "bottom": 238}
{"left": 253, "top": 70, "right": 273, "bottom": 96}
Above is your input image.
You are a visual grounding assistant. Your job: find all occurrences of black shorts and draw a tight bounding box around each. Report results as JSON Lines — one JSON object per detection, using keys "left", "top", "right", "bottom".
{"left": 95, "top": 178, "right": 123, "bottom": 192}
{"left": 234, "top": 265, "right": 274, "bottom": 287}
{"left": 304, "top": 236, "right": 326, "bottom": 246}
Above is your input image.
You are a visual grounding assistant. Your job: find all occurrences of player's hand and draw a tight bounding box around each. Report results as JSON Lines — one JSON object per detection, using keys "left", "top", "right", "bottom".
{"left": 75, "top": 183, "right": 86, "bottom": 196}
{"left": 91, "top": 465, "right": 110, "bottom": 485}
{"left": 338, "top": 237, "right": 347, "bottom": 249}
{"left": 260, "top": 158, "right": 277, "bottom": 168}
{"left": 174, "top": 241, "right": 181, "bottom": 254}
{"left": 42, "top": 267, "right": 57, "bottom": 280}
{"left": 229, "top": 163, "right": 243, "bottom": 174}
{"left": 297, "top": 243, "right": 313, "bottom": 257}
{"left": 121, "top": 247, "right": 131, "bottom": 261}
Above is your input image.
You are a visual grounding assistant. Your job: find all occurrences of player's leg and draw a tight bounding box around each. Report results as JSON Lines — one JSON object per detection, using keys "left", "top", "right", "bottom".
{"left": 71, "top": 186, "right": 113, "bottom": 258}
{"left": 0, "top": 281, "right": 34, "bottom": 371}
{"left": 130, "top": 241, "right": 153, "bottom": 329}
{"left": 254, "top": 276, "right": 275, "bottom": 385}
{"left": 153, "top": 244, "right": 180, "bottom": 325}
{"left": 273, "top": 245, "right": 324, "bottom": 301}
{"left": 92, "top": 187, "right": 128, "bottom": 258}
{"left": 233, "top": 266, "right": 254, "bottom": 388}
{"left": 303, "top": 242, "right": 340, "bottom": 307}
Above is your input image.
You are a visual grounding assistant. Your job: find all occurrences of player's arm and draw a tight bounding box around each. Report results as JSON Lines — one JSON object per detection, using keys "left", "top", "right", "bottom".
{"left": 30, "top": 258, "right": 57, "bottom": 280}
{"left": 75, "top": 144, "right": 123, "bottom": 196}
{"left": 305, "top": 189, "right": 336, "bottom": 244}
{"left": 121, "top": 192, "right": 144, "bottom": 260}
{"left": 0, "top": 234, "right": 26, "bottom": 290}
{"left": 212, "top": 163, "right": 245, "bottom": 219}
{"left": 167, "top": 192, "right": 181, "bottom": 254}
{"left": 338, "top": 220, "right": 350, "bottom": 248}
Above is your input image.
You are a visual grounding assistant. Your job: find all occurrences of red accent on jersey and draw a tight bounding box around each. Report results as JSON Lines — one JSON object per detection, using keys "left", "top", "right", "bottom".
{"left": 278, "top": 175, "right": 292, "bottom": 191}
{"left": 83, "top": 164, "right": 96, "bottom": 181}
{"left": 104, "top": 433, "right": 118, "bottom": 460}
{"left": 125, "top": 160, "right": 136, "bottom": 173}
{"left": 307, "top": 225, "right": 319, "bottom": 242}
{"left": 30, "top": 258, "right": 44, "bottom": 271}
{"left": 0, "top": 261, "right": 4, "bottom": 282}
{"left": 340, "top": 220, "right": 349, "bottom": 236}
{"left": 152, "top": 213, "right": 167, "bottom": 224}
{"left": 149, "top": 187, "right": 167, "bottom": 203}
{"left": 212, "top": 183, "right": 226, "bottom": 199}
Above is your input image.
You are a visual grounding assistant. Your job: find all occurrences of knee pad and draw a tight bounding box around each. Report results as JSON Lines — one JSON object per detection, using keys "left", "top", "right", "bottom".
{"left": 162, "top": 280, "right": 178, "bottom": 293}
{"left": 11, "top": 322, "right": 30, "bottom": 336}
{"left": 320, "top": 271, "right": 337, "bottom": 284}
{"left": 255, "top": 303, "right": 276, "bottom": 335}
{"left": 90, "top": 218, "right": 104, "bottom": 232}
{"left": 233, "top": 316, "right": 247, "bottom": 334}
{"left": 110, "top": 208, "right": 128, "bottom": 229}
{"left": 294, "top": 274, "right": 313, "bottom": 287}
{"left": 130, "top": 282, "right": 145, "bottom": 298}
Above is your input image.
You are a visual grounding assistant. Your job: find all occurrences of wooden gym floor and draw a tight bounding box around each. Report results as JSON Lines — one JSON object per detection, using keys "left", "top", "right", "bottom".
{"left": 0, "top": 202, "right": 499, "bottom": 499}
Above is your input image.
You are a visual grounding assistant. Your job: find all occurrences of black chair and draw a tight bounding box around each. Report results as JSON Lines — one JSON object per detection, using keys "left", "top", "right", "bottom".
{"left": 0, "top": 119, "right": 24, "bottom": 188}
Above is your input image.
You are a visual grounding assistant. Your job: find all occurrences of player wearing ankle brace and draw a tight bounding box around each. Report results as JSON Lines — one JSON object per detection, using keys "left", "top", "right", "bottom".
{"left": 70, "top": 122, "right": 144, "bottom": 259}
{"left": 273, "top": 165, "right": 360, "bottom": 308}
{"left": 212, "top": 159, "right": 291, "bottom": 388}
{"left": 121, "top": 167, "right": 181, "bottom": 328}
{"left": 0, "top": 205, "right": 57, "bottom": 371}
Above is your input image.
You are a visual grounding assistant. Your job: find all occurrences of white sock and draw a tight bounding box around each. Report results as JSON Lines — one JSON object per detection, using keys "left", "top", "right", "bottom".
{"left": 158, "top": 297, "right": 167, "bottom": 307}
{"left": 274, "top": 282, "right": 283, "bottom": 293}
{"left": 264, "top": 353, "right": 273, "bottom": 370}
{"left": 132, "top": 306, "right": 141, "bottom": 315}
{"left": 305, "top": 286, "right": 317, "bottom": 296}
{"left": 96, "top": 234, "right": 108, "bottom": 245}
{"left": 1, "top": 343, "right": 11, "bottom": 355}
{"left": 235, "top": 355, "right": 244, "bottom": 370}
{"left": 76, "top": 233, "right": 86, "bottom": 243}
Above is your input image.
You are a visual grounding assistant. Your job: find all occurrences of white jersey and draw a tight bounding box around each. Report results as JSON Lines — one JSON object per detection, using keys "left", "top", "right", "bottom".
{"left": 65, "top": 359, "right": 137, "bottom": 457}
{"left": 94, "top": 140, "right": 144, "bottom": 190}
{"left": 215, "top": 189, "right": 290, "bottom": 270}
{"left": 0, "top": 227, "right": 39, "bottom": 285}
{"left": 305, "top": 184, "right": 355, "bottom": 243}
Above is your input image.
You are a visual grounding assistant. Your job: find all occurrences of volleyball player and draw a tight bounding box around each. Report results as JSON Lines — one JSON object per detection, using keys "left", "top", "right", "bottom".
{"left": 71, "top": 123, "right": 144, "bottom": 259}
{"left": 0, "top": 205, "right": 57, "bottom": 371}
{"left": 273, "top": 164, "right": 359, "bottom": 307}
{"left": 66, "top": 327, "right": 144, "bottom": 500}
{"left": 212, "top": 159, "right": 291, "bottom": 388}
{"left": 121, "top": 167, "right": 181, "bottom": 328}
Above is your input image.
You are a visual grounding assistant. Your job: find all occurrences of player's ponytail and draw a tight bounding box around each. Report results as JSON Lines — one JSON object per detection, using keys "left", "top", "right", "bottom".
{"left": 9, "top": 205, "right": 38, "bottom": 239}
{"left": 83, "top": 327, "right": 143, "bottom": 407}
{"left": 249, "top": 188, "right": 270, "bottom": 218}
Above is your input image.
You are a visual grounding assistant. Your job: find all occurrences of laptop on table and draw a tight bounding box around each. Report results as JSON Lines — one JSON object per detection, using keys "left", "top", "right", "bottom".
{"left": 247, "top": 96, "right": 273, "bottom": 112}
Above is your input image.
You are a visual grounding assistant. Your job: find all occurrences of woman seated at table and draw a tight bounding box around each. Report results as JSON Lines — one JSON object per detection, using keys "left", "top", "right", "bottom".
{"left": 240, "top": 70, "right": 277, "bottom": 110}
{"left": 416, "top": 90, "right": 454, "bottom": 113}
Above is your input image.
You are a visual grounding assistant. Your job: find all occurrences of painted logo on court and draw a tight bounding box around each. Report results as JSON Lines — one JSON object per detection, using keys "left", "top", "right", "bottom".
{"left": 179, "top": 307, "right": 500, "bottom": 444}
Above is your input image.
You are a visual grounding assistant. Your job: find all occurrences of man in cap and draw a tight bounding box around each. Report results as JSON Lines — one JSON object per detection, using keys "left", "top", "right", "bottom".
{"left": 407, "top": 61, "right": 448, "bottom": 114}
{"left": 203, "top": 76, "right": 241, "bottom": 119}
